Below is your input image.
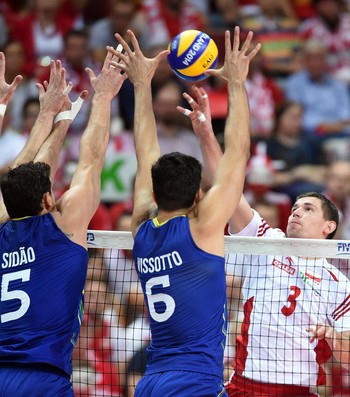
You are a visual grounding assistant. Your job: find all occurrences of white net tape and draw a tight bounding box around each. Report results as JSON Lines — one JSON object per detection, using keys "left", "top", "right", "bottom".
{"left": 87, "top": 230, "right": 350, "bottom": 259}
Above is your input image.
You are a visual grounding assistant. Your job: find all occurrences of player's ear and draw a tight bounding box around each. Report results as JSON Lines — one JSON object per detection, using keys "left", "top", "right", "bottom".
{"left": 152, "top": 192, "right": 158, "bottom": 205}
{"left": 194, "top": 188, "right": 203, "bottom": 203}
{"left": 43, "top": 191, "right": 53, "bottom": 211}
{"left": 325, "top": 220, "right": 337, "bottom": 237}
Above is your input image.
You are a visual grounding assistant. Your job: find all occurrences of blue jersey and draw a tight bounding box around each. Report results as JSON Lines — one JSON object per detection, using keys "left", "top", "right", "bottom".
{"left": 0, "top": 213, "right": 88, "bottom": 376}
{"left": 133, "top": 216, "right": 227, "bottom": 378}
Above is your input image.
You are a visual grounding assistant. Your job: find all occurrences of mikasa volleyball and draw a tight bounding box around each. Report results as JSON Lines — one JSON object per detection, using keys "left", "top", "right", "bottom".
{"left": 167, "top": 30, "right": 218, "bottom": 82}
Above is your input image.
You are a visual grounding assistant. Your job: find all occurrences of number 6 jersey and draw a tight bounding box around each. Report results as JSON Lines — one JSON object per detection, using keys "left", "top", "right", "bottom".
{"left": 227, "top": 210, "right": 350, "bottom": 386}
{"left": 133, "top": 215, "right": 228, "bottom": 379}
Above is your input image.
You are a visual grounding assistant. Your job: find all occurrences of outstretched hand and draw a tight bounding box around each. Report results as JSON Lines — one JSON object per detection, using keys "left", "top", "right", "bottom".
{"left": 36, "top": 60, "right": 71, "bottom": 116}
{"left": 107, "top": 29, "right": 169, "bottom": 86}
{"left": 0, "top": 51, "right": 23, "bottom": 105}
{"left": 206, "top": 26, "right": 261, "bottom": 83}
{"left": 177, "top": 85, "right": 213, "bottom": 138}
{"left": 85, "top": 49, "right": 128, "bottom": 100}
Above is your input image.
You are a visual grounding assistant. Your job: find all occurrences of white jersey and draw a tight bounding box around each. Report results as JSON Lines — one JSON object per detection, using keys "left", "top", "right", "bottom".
{"left": 227, "top": 210, "right": 350, "bottom": 386}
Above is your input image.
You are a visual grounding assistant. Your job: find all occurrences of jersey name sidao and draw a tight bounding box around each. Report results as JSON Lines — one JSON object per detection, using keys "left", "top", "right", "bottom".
{"left": 1, "top": 246, "right": 36, "bottom": 269}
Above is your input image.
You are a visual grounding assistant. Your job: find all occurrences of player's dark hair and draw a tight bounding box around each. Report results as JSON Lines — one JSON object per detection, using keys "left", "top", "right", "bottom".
{"left": 151, "top": 152, "right": 202, "bottom": 211}
{"left": 0, "top": 161, "right": 52, "bottom": 218}
{"left": 296, "top": 192, "right": 339, "bottom": 239}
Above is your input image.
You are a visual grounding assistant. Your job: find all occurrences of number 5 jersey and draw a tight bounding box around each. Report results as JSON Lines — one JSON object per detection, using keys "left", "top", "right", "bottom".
{"left": 0, "top": 213, "right": 88, "bottom": 376}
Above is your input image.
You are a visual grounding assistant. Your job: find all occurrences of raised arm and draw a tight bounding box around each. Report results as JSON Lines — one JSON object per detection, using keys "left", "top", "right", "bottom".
{"left": 0, "top": 52, "right": 23, "bottom": 133}
{"left": 13, "top": 60, "right": 69, "bottom": 167}
{"left": 34, "top": 88, "right": 88, "bottom": 180}
{"left": 54, "top": 50, "right": 128, "bottom": 247}
{"left": 0, "top": 59, "right": 70, "bottom": 223}
{"left": 189, "top": 28, "right": 260, "bottom": 242}
{"left": 178, "top": 39, "right": 257, "bottom": 234}
{"left": 107, "top": 30, "right": 169, "bottom": 237}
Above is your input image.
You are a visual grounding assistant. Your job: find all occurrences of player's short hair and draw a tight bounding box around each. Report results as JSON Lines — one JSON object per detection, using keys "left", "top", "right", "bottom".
{"left": 151, "top": 152, "right": 202, "bottom": 211}
{"left": 0, "top": 161, "right": 52, "bottom": 218}
{"left": 296, "top": 192, "right": 339, "bottom": 239}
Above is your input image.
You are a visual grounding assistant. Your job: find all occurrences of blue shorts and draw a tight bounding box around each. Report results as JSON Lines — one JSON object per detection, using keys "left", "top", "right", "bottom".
{"left": 0, "top": 364, "right": 74, "bottom": 397}
{"left": 135, "top": 370, "right": 228, "bottom": 397}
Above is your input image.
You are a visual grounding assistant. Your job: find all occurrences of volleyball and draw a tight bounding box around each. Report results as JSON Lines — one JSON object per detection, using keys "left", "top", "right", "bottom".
{"left": 167, "top": 30, "right": 218, "bottom": 82}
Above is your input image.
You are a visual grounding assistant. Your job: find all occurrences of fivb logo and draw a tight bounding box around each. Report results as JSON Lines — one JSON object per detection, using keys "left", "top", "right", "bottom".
{"left": 87, "top": 232, "right": 96, "bottom": 246}
{"left": 337, "top": 242, "right": 350, "bottom": 255}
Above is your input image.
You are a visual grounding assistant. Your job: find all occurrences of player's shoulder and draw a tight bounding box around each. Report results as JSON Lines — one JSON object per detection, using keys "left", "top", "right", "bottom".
{"left": 321, "top": 260, "right": 350, "bottom": 284}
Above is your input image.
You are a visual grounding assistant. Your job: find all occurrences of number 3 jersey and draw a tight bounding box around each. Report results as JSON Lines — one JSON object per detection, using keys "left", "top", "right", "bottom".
{"left": 227, "top": 210, "right": 350, "bottom": 386}
{"left": 133, "top": 215, "right": 227, "bottom": 378}
{"left": 0, "top": 213, "right": 88, "bottom": 376}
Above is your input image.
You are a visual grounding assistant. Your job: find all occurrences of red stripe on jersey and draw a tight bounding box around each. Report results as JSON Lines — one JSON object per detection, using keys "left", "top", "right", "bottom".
{"left": 314, "top": 339, "right": 332, "bottom": 385}
{"left": 325, "top": 268, "right": 338, "bottom": 282}
{"left": 227, "top": 373, "right": 318, "bottom": 396}
{"left": 233, "top": 296, "right": 254, "bottom": 374}
{"left": 333, "top": 294, "right": 350, "bottom": 321}
{"left": 257, "top": 220, "right": 271, "bottom": 236}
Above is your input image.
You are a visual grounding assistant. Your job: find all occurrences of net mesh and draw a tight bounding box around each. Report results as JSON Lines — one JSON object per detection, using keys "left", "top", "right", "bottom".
{"left": 72, "top": 231, "right": 350, "bottom": 397}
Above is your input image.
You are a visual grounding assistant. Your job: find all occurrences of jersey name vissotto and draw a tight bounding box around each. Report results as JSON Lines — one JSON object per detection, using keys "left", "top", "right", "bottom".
{"left": 137, "top": 251, "right": 183, "bottom": 274}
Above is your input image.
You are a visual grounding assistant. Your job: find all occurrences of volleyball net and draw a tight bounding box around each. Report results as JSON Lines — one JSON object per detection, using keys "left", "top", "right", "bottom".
{"left": 72, "top": 231, "right": 350, "bottom": 397}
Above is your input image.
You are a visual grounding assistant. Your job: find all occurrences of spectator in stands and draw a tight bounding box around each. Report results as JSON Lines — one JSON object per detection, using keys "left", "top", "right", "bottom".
{"left": 0, "top": 102, "right": 27, "bottom": 176}
{"left": 10, "top": 0, "right": 83, "bottom": 78}
{"left": 153, "top": 80, "right": 203, "bottom": 161}
{"left": 245, "top": 39, "right": 284, "bottom": 138}
{"left": 264, "top": 100, "right": 327, "bottom": 202}
{"left": 89, "top": 0, "right": 141, "bottom": 65}
{"left": 89, "top": 1, "right": 137, "bottom": 129}
{"left": 323, "top": 160, "right": 350, "bottom": 240}
{"left": 137, "top": 0, "right": 205, "bottom": 47}
{"left": 284, "top": 38, "right": 350, "bottom": 152}
{"left": 21, "top": 97, "right": 40, "bottom": 136}
{"left": 299, "top": 0, "right": 350, "bottom": 79}
{"left": 62, "top": 29, "right": 96, "bottom": 136}
{"left": 244, "top": 140, "right": 292, "bottom": 230}
{"left": 0, "top": 14, "right": 8, "bottom": 48}
{"left": 239, "top": 0, "right": 302, "bottom": 78}
{"left": 2, "top": 40, "right": 38, "bottom": 131}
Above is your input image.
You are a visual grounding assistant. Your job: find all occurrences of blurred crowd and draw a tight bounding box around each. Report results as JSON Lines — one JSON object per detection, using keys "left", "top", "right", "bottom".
{"left": 2, "top": 0, "right": 350, "bottom": 395}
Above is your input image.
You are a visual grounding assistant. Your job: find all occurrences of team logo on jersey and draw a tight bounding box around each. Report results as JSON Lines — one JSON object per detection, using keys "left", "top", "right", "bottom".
{"left": 272, "top": 257, "right": 295, "bottom": 275}
{"left": 300, "top": 271, "right": 322, "bottom": 296}
{"left": 304, "top": 271, "right": 322, "bottom": 285}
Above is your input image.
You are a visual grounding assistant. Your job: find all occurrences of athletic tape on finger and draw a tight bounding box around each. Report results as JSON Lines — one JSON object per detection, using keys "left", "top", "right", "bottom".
{"left": 63, "top": 85, "right": 72, "bottom": 95}
{"left": 54, "top": 96, "right": 85, "bottom": 123}
{"left": 198, "top": 112, "right": 206, "bottom": 122}
{"left": 201, "top": 94, "right": 208, "bottom": 99}
{"left": 188, "top": 97, "right": 194, "bottom": 104}
{"left": 0, "top": 104, "right": 7, "bottom": 117}
{"left": 183, "top": 109, "right": 191, "bottom": 117}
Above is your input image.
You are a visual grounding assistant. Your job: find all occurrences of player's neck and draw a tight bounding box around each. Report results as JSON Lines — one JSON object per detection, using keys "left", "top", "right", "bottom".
{"left": 156, "top": 209, "right": 189, "bottom": 223}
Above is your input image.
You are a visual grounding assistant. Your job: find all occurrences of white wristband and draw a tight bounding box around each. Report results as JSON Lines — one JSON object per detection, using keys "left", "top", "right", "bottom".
{"left": 0, "top": 104, "right": 7, "bottom": 117}
{"left": 54, "top": 96, "right": 85, "bottom": 123}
